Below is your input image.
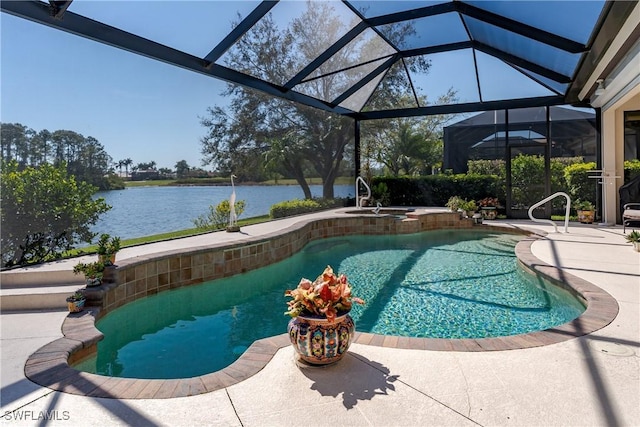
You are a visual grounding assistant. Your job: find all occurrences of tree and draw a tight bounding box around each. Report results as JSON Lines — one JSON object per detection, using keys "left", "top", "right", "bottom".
{"left": 136, "top": 161, "right": 157, "bottom": 171}
{"left": 201, "top": 3, "right": 377, "bottom": 199}
{"left": 1, "top": 160, "right": 111, "bottom": 267}
{"left": 116, "top": 159, "right": 125, "bottom": 176}
{"left": 377, "top": 120, "right": 425, "bottom": 176}
{"left": 362, "top": 90, "right": 457, "bottom": 177}
{"left": 33, "top": 129, "right": 51, "bottom": 165}
{"left": 200, "top": 3, "right": 432, "bottom": 197}
{"left": 1, "top": 123, "right": 121, "bottom": 190}
{"left": 122, "top": 158, "right": 133, "bottom": 177}
{"left": 66, "top": 135, "right": 113, "bottom": 188}
{"left": 158, "top": 167, "right": 173, "bottom": 178}
{"left": 1, "top": 123, "right": 36, "bottom": 166}
{"left": 0, "top": 124, "right": 16, "bottom": 161}
{"left": 175, "top": 160, "right": 190, "bottom": 178}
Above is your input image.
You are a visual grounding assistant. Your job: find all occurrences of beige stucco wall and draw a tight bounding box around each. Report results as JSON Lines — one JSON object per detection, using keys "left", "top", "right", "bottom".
{"left": 601, "top": 87, "right": 640, "bottom": 223}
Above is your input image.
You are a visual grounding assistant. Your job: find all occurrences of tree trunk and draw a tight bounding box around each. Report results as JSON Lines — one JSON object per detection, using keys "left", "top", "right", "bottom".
{"left": 284, "top": 158, "right": 312, "bottom": 199}
{"left": 298, "top": 177, "right": 312, "bottom": 200}
{"left": 322, "top": 179, "right": 335, "bottom": 199}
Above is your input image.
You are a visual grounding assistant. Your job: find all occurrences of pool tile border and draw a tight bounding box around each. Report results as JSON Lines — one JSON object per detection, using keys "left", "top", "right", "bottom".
{"left": 24, "top": 214, "right": 619, "bottom": 399}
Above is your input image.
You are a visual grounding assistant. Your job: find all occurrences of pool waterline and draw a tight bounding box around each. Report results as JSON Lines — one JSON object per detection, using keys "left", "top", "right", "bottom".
{"left": 74, "top": 230, "right": 585, "bottom": 379}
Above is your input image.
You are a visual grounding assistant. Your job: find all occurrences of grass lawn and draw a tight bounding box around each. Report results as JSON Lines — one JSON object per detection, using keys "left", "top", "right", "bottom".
{"left": 124, "top": 179, "right": 176, "bottom": 187}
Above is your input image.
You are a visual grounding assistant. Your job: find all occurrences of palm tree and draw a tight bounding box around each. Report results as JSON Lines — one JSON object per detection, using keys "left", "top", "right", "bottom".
{"left": 123, "top": 158, "right": 133, "bottom": 177}
{"left": 377, "top": 120, "right": 427, "bottom": 176}
{"left": 116, "top": 159, "right": 125, "bottom": 176}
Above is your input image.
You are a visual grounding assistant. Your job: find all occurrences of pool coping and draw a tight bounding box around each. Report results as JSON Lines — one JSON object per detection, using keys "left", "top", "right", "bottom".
{"left": 23, "top": 221, "right": 619, "bottom": 399}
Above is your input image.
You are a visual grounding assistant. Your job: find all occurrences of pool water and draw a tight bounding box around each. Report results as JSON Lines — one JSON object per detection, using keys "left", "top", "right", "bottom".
{"left": 74, "top": 230, "right": 585, "bottom": 379}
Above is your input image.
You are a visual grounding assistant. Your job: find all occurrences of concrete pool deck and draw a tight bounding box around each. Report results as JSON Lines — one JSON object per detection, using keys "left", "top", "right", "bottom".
{"left": 1, "top": 212, "right": 639, "bottom": 426}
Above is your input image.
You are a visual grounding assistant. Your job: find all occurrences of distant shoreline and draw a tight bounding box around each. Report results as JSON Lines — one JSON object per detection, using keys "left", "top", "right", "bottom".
{"left": 123, "top": 177, "right": 350, "bottom": 188}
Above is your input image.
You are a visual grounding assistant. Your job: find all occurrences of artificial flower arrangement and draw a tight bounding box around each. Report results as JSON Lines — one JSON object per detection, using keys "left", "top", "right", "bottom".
{"left": 284, "top": 265, "right": 364, "bottom": 323}
{"left": 478, "top": 197, "right": 499, "bottom": 208}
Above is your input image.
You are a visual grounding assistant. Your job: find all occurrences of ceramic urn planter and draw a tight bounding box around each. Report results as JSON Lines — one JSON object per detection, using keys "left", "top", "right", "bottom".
{"left": 288, "top": 311, "right": 355, "bottom": 365}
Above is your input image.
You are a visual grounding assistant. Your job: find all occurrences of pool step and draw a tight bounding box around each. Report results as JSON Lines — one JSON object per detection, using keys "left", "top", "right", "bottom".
{"left": 0, "top": 259, "right": 114, "bottom": 311}
{"left": 0, "top": 286, "right": 79, "bottom": 311}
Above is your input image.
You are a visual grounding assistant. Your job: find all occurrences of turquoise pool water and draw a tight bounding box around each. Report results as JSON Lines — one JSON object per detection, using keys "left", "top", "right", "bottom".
{"left": 74, "top": 230, "right": 585, "bottom": 379}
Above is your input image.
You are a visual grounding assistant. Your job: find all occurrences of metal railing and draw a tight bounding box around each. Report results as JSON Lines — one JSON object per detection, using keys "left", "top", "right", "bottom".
{"left": 527, "top": 192, "right": 571, "bottom": 233}
{"left": 355, "top": 176, "right": 371, "bottom": 209}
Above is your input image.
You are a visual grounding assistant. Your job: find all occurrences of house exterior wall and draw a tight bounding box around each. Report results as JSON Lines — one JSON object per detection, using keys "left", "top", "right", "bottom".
{"left": 588, "top": 2, "right": 640, "bottom": 224}
{"left": 602, "top": 89, "right": 640, "bottom": 223}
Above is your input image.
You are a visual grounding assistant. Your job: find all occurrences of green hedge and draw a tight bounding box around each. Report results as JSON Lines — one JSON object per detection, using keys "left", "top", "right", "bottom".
{"left": 371, "top": 175, "right": 502, "bottom": 207}
{"left": 625, "top": 159, "right": 640, "bottom": 181}
{"left": 270, "top": 198, "right": 348, "bottom": 219}
{"left": 564, "top": 162, "right": 597, "bottom": 204}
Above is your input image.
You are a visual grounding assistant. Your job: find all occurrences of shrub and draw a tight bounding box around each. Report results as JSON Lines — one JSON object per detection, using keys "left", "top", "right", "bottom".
{"left": 625, "top": 159, "right": 640, "bottom": 181}
{"left": 269, "top": 198, "right": 346, "bottom": 219}
{"left": 101, "top": 173, "right": 126, "bottom": 190}
{"left": 467, "top": 159, "right": 505, "bottom": 177}
{"left": 370, "top": 175, "right": 501, "bottom": 207}
{"left": 510, "top": 154, "right": 545, "bottom": 208}
{"left": 469, "top": 156, "right": 583, "bottom": 210}
{"left": 371, "top": 181, "right": 391, "bottom": 206}
{"left": 445, "top": 196, "right": 465, "bottom": 211}
{"left": 573, "top": 199, "right": 595, "bottom": 211}
{"left": 193, "top": 199, "right": 246, "bottom": 230}
{"left": 1, "top": 161, "right": 111, "bottom": 267}
{"left": 270, "top": 199, "right": 321, "bottom": 218}
{"left": 564, "top": 162, "right": 597, "bottom": 205}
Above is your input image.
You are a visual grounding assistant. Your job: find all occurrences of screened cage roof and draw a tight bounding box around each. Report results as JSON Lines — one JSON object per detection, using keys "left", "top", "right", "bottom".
{"left": 2, "top": 1, "right": 635, "bottom": 120}
{"left": 448, "top": 106, "right": 596, "bottom": 127}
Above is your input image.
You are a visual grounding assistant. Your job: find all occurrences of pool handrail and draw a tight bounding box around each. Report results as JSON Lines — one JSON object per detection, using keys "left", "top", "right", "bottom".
{"left": 355, "top": 176, "right": 371, "bottom": 209}
{"left": 528, "top": 192, "right": 571, "bottom": 233}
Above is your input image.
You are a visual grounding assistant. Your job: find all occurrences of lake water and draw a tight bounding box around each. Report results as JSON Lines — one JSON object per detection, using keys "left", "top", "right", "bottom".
{"left": 93, "top": 184, "right": 353, "bottom": 240}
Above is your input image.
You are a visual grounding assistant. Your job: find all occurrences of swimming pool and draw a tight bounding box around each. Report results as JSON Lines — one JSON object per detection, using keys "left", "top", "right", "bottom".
{"left": 73, "top": 229, "right": 584, "bottom": 379}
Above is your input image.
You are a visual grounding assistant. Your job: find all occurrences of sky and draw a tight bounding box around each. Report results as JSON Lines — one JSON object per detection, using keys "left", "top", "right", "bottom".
{"left": 1, "top": 1, "right": 260, "bottom": 170}
{"left": 1, "top": 1, "right": 600, "bottom": 171}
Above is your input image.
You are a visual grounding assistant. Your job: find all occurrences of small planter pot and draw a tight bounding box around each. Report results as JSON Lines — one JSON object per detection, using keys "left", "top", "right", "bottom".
{"left": 99, "top": 254, "right": 116, "bottom": 266}
{"left": 288, "top": 311, "right": 355, "bottom": 365}
{"left": 85, "top": 277, "right": 102, "bottom": 287}
{"left": 67, "top": 298, "right": 86, "bottom": 313}
{"left": 633, "top": 242, "right": 640, "bottom": 252}
{"left": 481, "top": 207, "right": 498, "bottom": 220}
{"left": 577, "top": 209, "right": 595, "bottom": 224}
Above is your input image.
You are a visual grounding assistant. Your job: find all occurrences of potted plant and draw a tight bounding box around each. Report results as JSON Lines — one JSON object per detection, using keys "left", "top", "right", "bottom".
{"left": 445, "top": 196, "right": 465, "bottom": 212}
{"left": 73, "top": 261, "right": 105, "bottom": 287}
{"left": 625, "top": 230, "right": 640, "bottom": 252}
{"left": 461, "top": 199, "right": 478, "bottom": 218}
{"left": 285, "top": 265, "right": 364, "bottom": 365}
{"left": 66, "top": 289, "right": 86, "bottom": 313}
{"left": 97, "top": 233, "right": 121, "bottom": 266}
{"left": 478, "top": 197, "right": 499, "bottom": 220}
{"left": 573, "top": 200, "right": 595, "bottom": 224}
